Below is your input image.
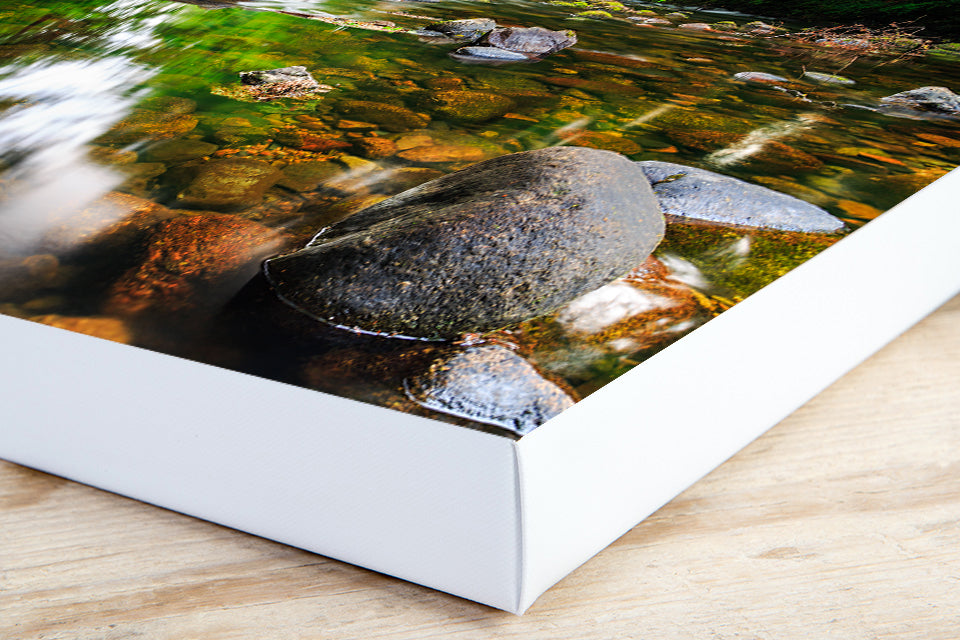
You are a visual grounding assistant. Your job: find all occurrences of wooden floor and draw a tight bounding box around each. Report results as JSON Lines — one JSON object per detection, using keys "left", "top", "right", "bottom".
{"left": 3, "top": 294, "right": 960, "bottom": 639}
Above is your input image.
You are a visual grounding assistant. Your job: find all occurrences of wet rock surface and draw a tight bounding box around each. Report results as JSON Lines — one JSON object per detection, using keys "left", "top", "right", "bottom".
{"left": 803, "top": 71, "right": 855, "bottom": 86}
{"left": 141, "top": 139, "right": 218, "bottom": 163}
{"left": 29, "top": 314, "right": 132, "bottom": 343}
{"left": 264, "top": 147, "right": 664, "bottom": 339}
{"left": 880, "top": 86, "right": 960, "bottom": 116}
{"left": 276, "top": 161, "right": 342, "bottom": 192}
{"left": 449, "top": 46, "right": 531, "bottom": 63}
{"left": 734, "top": 71, "right": 790, "bottom": 84}
{"left": 335, "top": 100, "right": 431, "bottom": 132}
{"left": 240, "top": 65, "right": 314, "bottom": 86}
{"left": 175, "top": 158, "right": 283, "bottom": 211}
{"left": 396, "top": 144, "right": 486, "bottom": 163}
{"left": 484, "top": 26, "right": 577, "bottom": 55}
{"left": 406, "top": 344, "right": 574, "bottom": 435}
{"left": 417, "top": 90, "right": 514, "bottom": 123}
{"left": 96, "top": 110, "right": 199, "bottom": 145}
{"left": 106, "top": 215, "right": 282, "bottom": 318}
{"left": 640, "top": 161, "right": 845, "bottom": 233}
{"left": 423, "top": 18, "right": 496, "bottom": 41}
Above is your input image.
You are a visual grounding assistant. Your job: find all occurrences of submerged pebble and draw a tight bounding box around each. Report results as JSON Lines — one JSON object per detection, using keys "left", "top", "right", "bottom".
{"left": 407, "top": 344, "right": 574, "bottom": 435}
{"left": 640, "top": 161, "right": 845, "bottom": 232}
{"left": 175, "top": 158, "right": 283, "bottom": 211}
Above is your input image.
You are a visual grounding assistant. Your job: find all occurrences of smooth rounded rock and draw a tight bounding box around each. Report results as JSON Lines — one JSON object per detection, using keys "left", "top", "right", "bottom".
{"left": 397, "top": 144, "right": 486, "bottom": 163}
{"left": 417, "top": 90, "right": 514, "bottom": 123}
{"left": 141, "top": 139, "right": 218, "bottom": 163}
{"left": 639, "top": 161, "right": 845, "bottom": 233}
{"left": 484, "top": 26, "right": 577, "bottom": 55}
{"left": 336, "top": 100, "right": 431, "bottom": 132}
{"left": 175, "top": 158, "right": 282, "bottom": 211}
{"left": 803, "top": 71, "right": 856, "bottom": 86}
{"left": 880, "top": 86, "right": 960, "bottom": 115}
{"left": 449, "top": 46, "right": 531, "bottom": 63}
{"left": 733, "top": 71, "right": 790, "bottom": 84}
{"left": 264, "top": 147, "right": 665, "bottom": 340}
{"left": 406, "top": 344, "right": 574, "bottom": 434}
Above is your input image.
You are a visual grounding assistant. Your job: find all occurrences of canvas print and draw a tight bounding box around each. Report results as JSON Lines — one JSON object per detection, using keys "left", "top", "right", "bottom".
{"left": 0, "top": 0, "right": 957, "bottom": 437}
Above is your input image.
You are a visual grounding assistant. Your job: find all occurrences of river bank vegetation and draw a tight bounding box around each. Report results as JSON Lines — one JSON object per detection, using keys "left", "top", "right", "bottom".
{"left": 666, "top": 0, "right": 960, "bottom": 39}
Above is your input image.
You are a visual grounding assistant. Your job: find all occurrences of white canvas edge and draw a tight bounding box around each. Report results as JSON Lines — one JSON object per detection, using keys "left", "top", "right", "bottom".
{"left": 514, "top": 168, "right": 960, "bottom": 613}
{"left": 2, "top": 169, "right": 958, "bottom": 615}
{"left": 0, "top": 314, "right": 523, "bottom": 612}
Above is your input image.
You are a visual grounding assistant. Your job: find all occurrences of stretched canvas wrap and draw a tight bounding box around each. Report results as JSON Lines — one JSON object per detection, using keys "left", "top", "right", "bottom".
{"left": 2, "top": 0, "right": 957, "bottom": 438}
{"left": 3, "top": 0, "right": 960, "bottom": 614}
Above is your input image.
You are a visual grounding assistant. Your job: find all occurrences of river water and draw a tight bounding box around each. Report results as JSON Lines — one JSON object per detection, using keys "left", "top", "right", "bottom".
{"left": 1, "top": 0, "right": 957, "bottom": 434}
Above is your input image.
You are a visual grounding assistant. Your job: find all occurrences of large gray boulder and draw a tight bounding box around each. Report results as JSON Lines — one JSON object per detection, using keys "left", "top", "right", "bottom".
{"left": 639, "top": 161, "right": 845, "bottom": 233}
{"left": 264, "top": 147, "right": 664, "bottom": 340}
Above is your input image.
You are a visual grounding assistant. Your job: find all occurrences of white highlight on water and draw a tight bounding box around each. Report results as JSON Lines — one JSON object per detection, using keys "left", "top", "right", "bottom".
{"left": 705, "top": 113, "right": 821, "bottom": 168}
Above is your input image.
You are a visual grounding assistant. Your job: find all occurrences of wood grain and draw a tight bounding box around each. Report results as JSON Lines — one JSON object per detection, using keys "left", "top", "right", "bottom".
{"left": 2, "top": 295, "right": 959, "bottom": 639}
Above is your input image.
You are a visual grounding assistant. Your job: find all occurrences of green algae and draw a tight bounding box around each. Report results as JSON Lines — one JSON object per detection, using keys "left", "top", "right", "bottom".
{"left": 657, "top": 222, "right": 845, "bottom": 301}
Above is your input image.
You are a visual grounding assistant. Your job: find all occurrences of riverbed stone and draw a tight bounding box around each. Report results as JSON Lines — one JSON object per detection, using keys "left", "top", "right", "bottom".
{"left": 240, "top": 65, "right": 314, "bottom": 86}
{"left": 484, "top": 26, "right": 577, "bottom": 55}
{"left": 564, "top": 131, "right": 642, "bottom": 155}
{"left": 449, "top": 46, "right": 531, "bottom": 63}
{"left": 417, "top": 90, "right": 514, "bottom": 123}
{"left": 264, "top": 147, "right": 665, "bottom": 339}
{"left": 639, "top": 161, "right": 845, "bottom": 233}
{"left": 880, "top": 86, "right": 960, "bottom": 115}
{"left": 272, "top": 128, "right": 351, "bottom": 152}
{"left": 141, "top": 139, "right": 218, "bottom": 163}
{"left": 336, "top": 100, "right": 431, "bottom": 132}
{"left": 424, "top": 18, "right": 497, "bottom": 41}
{"left": 175, "top": 159, "right": 283, "bottom": 211}
{"left": 106, "top": 215, "right": 282, "bottom": 317}
{"left": 397, "top": 144, "right": 486, "bottom": 163}
{"left": 352, "top": 136, "right": 397, "bottom": 159}
{"left": 97, "top": 110, "right": 199, "bottom": 144}
{"left": 29, "top": 314, "right": 132, "bottom": 344}
{"left": 516, "top": 256, "right": 708, "bottom": 383}
{"left": 277, "top": 161, "right": 342, "bottom": 192}
{"left": 406, "top": 344, "right": 574, "bottom": 434}
{"left": 733, "top": 71, "right": 790, "bottom": 84}
{"left": 803, "top": 71, "right": 856, "bottom": 86}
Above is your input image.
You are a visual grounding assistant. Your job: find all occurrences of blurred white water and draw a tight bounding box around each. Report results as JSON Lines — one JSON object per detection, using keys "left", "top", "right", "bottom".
{"left": 0, "top": 0, "right": 178, "bottom": 255}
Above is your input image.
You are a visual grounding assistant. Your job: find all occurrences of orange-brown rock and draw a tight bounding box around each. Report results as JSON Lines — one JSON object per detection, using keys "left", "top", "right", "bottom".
{"left": 40, "top": 192, "right": 179, "bottom": 257}
{"left": 397, "top": 144, "right": 486, "bottom": 163}
{"left": 29, "top": 314, "right": 132, "bottom": 344}
{"left": 353, "top": 136, "right": 398, "bottom": 160}
{"left": 106, "top": 215, "right": 282, "bottom": 318}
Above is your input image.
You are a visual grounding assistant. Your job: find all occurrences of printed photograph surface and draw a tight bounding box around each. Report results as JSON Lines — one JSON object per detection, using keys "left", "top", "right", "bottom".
{"left": 1, "top": 0, "right": 957, "bottom": 436}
